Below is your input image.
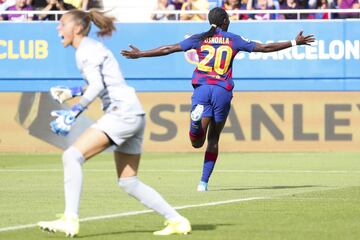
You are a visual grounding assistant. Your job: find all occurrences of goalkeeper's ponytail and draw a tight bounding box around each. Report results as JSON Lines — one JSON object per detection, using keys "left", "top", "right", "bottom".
{"left": 88, "top": 9, "right": 116, "bottom": 37}
{"left": 66, "top": 9, "right": 116, "bottom": 37}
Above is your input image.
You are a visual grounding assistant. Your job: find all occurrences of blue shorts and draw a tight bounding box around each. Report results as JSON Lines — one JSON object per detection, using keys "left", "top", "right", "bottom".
{"left": 191, "top": 85, "right": 233, "bottom": 123}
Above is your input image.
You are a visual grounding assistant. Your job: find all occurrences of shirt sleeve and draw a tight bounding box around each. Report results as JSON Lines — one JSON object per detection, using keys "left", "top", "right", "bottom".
{"left": 233, "top": 34, "right": 256, "bottom": 53}
{"left": 76, "top": 49, "right": 105, "bottom": 108}
{"left": 179, "top": 34, "right": 201, "bottom": 51}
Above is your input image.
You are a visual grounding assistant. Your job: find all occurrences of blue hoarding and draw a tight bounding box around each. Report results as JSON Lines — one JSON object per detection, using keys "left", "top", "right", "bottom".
{"left": 0, "top": 20, "right": 359, "bottom": 91}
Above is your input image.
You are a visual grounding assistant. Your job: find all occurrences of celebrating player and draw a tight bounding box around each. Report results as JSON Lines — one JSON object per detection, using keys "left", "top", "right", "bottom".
{"left": 121, "top": 7, "right": 315, "bottom": 191}
{"left": 37, "top": 9, "right": 191, "bottom": 237}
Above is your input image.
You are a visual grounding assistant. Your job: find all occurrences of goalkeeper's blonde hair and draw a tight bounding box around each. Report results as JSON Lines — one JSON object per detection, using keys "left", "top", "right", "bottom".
{"left": 66, "top": 9, "right": 116, "bottom": 37}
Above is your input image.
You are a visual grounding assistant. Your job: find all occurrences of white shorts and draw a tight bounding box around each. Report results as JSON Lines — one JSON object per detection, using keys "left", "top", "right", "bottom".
{"left": 91, "top": 110, "right": 146, "bottom": 155}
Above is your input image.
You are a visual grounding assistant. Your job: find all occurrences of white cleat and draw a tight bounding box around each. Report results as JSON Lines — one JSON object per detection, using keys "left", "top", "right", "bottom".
{"left": 197, "top": 181, "right": 208, "bottom": 192}
{"left": 37, "top": 214, "right": 79, "bottom": 238}
{"left": 153, "top": 216, "right": 192, "bottom": 236}
{"left": 191, "top": 104, "right": 204, "bottom": 122}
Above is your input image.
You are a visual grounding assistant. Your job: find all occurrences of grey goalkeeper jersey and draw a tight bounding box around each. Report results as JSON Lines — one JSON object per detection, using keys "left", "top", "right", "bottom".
{"left": 75, "top": 37, "right": 145, "bottom": 115}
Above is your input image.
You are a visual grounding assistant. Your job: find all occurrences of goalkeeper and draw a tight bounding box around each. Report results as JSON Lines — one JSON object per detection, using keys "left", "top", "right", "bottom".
{"left": 38, "top": 8, "right": 191, "bottom": 237}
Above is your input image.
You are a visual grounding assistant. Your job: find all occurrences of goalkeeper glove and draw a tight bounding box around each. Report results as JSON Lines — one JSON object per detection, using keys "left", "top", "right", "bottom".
{"left": 50, "top": 86, "right": 83, "bottom": 104}
{"left": 50, "top": 104, "right": 85, "bottom": 136}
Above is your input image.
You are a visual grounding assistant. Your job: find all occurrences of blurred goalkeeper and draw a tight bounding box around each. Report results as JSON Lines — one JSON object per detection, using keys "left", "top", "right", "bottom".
{"left": 38, "top": 9, "right": 191, "bottom": 237}
{"left": 122, "top": 7, "right": 315, "bottom": 192}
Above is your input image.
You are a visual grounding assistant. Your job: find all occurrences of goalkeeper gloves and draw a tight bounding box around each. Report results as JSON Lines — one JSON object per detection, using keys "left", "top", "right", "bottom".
{"left": 50, "top": 104, "right": 85, "bottom": 136}
{"left": 50, "top": 86, "right": 83, "bottom": 104}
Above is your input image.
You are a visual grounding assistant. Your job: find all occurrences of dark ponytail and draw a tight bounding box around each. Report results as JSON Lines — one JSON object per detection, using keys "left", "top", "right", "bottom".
{"left": 200, "top": 24, "right": 218, "bottom": 40}
{"left": 200, "top": 7, "right": 229, "bottom": 40}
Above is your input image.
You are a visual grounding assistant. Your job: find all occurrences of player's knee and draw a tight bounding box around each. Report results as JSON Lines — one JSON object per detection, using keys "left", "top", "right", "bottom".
{"left": 62, "top": 146, "right": 85, "bottom": 167}
{"left": 206, "top": 140, "right": 219, "bottom": 150}
{"left": 207, "top": 136, "right": 219, "bottom": 145}
{"left": 118, "top": 176, "right": 139, "bottom": 194}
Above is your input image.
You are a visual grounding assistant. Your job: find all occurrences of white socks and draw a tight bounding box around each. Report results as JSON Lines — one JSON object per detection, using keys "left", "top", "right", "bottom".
{"left": 61, "top": 148, "right": 180, "bottom": 221}
{"left": 118, "top": 176, "right": 181, "bottom": 220}
{"left": 62, "top": 146, "right": 85, "bottom": 218}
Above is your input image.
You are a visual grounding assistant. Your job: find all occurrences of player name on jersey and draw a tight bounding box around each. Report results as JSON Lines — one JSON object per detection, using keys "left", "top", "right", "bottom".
{"left": 204, "top": 37, "right": 230, "bottom": 45}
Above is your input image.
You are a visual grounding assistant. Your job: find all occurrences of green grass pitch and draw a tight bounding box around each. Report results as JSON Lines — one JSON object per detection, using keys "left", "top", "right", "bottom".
{"left": 0, "top": 152, "right": 360, "bottom": 240}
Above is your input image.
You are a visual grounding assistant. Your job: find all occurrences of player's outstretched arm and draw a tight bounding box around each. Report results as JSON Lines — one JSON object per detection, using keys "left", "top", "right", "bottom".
{"left": 121, "top": 44, "right": 183, "bottom": 59}
{"left": 253, "top": 30, "right": 315, "bottom": 53}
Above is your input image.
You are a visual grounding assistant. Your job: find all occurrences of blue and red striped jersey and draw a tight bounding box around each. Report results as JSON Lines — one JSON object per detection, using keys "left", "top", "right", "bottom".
{"left": 179, "top": 28, "right": 256, "bottom": 91}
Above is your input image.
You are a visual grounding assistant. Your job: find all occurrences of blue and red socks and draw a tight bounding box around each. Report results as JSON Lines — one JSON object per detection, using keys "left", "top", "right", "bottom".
{"left": 200, "top": 151, "right": 218, "bottom": 183}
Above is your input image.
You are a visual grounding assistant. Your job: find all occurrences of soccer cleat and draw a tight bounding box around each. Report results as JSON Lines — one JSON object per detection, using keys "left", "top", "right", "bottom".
{"left": 37, "top": 214, "right": 79, "bottom": 237}
{"left": 153, "top": 217, "right": 191, "bottom": 235}
{"left": 197, "top": 181, "right": 208, "bottom": 192}
{"left": 191, "top": 104, "right": 204, "bottom": 122}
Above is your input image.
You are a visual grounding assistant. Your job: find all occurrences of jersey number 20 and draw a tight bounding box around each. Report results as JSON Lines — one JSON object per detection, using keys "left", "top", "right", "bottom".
{"left": 197, "top": 45, "right": 233, "bottom": 75}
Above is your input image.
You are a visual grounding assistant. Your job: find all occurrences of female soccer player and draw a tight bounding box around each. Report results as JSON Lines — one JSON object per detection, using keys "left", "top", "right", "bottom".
{"left": 121, "top": 7, "right": 315, "bottom": 192}
{"left": 37, "top": 9, "right": 191, "bottom": 237}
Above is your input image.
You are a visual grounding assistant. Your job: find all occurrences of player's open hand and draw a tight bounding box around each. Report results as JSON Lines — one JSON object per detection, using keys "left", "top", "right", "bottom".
{"left": 121, "top": 45, "right": 141, "bottom": 59}
{"left": 295, "top": 30, "right": 315, "bottom": 46}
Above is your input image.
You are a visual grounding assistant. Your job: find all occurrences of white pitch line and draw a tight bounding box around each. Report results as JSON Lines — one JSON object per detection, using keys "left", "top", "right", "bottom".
{"left": 0, "top": 196, "right": 266, "bottom": 233}
{"left": 0, "top": 224, "right": 37, "bottom": 233}
{"left": 0, "top": 169, "right": 360, "bottom": 174}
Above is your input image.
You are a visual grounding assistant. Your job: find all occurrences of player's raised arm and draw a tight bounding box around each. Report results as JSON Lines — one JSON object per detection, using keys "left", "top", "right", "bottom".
{"left": 121, "top": 43, "right": 183, "bottom": 59}
{"left": 253, "top": 30, "right": 315, "bottom": 53}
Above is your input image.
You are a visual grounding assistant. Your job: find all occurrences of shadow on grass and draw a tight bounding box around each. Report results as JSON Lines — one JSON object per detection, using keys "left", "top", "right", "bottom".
{"left": 77, "top": 229, "right": 154, "bottom": 238}
{"left": 192, "top": 223, "right": 234, "bottom": 231}
{"left": 77, "top": 224, "right": 231, "bottom": 238}
{"left": 212, "top": 185, "right": 323, "bottom": 192}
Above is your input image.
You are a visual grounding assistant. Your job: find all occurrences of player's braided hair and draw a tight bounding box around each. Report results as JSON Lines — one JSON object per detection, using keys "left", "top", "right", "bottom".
{"left": 67, "top": 9, "right": 116, "bottom": 37}
{"left": 200, "top": 7, "right": 229, "bottom": 40}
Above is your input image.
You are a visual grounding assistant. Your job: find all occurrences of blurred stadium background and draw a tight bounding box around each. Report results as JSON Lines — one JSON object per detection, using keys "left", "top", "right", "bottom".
{"left": 0, "top": 1, "right": 360, "bottom": 239}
